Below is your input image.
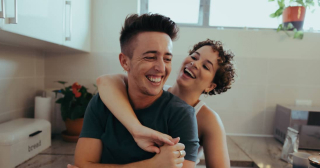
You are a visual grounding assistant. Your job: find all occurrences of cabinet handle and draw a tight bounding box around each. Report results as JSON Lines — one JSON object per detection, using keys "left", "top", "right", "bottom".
{"left": 8, "top": 0, "right": 17, "bottom": 24}
{"left": 65, "top": 1, "right": 72, "bottom": 41}
{"left": 0, "top": 0, "right": 5, "bottom": 18}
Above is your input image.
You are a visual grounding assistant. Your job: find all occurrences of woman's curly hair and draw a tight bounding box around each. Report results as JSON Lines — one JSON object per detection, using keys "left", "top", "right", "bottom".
{"left": 189, "top": 39, "right": 236, "bottom": 95}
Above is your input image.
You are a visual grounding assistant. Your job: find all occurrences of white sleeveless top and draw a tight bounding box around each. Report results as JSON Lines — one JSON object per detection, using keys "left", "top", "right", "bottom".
{"left": 163, "top": 85, "right": 205, "bottom": 164}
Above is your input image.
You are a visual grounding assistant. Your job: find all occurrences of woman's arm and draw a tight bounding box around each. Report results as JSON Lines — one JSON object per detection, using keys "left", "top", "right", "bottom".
{"left": 197, "top": 105, "right": 230, "bottom": 168}
{"left": 96, "top": 74, "right": 174, "bottom": 153}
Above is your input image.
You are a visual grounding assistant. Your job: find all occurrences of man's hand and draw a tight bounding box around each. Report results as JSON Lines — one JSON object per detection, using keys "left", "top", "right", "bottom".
{"left": 132, "top": 125, "right": 175, "bottom": 153}
{"left": 149, "top": 137, "right": 186, "bottom": 168}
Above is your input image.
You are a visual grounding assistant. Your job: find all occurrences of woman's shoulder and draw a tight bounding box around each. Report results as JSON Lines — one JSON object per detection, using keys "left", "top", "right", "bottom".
{"left": 197, "top": 105, "right": 226, "bottom": 135}
{"left": 198, "top": 105, "right": 220, "bottom": 121}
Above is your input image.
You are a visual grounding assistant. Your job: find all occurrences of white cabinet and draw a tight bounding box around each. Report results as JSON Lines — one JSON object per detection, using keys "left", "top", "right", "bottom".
{"left": 0, "top": 0, "right": 4, "bottom": 28}
{"left": 62, "top": 0, "right": 91, "bottom": 52}
{"left": 0, "top": 0, "right": 91, "bottom": 52}
{"left": 2, "top": 0, "right": 64, "bottom": 45}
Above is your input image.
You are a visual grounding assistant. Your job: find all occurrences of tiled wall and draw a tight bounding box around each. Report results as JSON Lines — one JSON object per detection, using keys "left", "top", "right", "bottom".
{"left": 43, "top": 51, "right": 320, "bottom": 136}
{"left": 0, "top": 44, "right": 45, "bottom": 124}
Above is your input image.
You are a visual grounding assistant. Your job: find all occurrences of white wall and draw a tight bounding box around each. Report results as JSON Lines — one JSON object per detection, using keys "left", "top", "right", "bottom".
{"left": 0, "top": 44, "right": 45, "bottom": 124}
{"left": 45, "top": 0, "right": 320, "bottom": 136}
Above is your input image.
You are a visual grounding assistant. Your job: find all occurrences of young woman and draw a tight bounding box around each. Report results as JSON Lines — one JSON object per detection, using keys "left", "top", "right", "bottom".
{"left": 95, "top": 39, "right": 236, "bottom": 168}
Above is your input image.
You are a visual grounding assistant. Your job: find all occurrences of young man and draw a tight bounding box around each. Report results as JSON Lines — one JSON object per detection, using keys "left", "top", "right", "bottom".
{"left": 73, "top": 14, "right": 199, "bottom": 168}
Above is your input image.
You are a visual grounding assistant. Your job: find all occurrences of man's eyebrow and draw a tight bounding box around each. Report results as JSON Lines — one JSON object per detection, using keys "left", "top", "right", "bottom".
{"left": 142, "top": 51, "right": 173, "bottom": 56}
{"left": 142, "top": 51, "right": 157, "bottom": 55}
{"left": 195, "top": 52, "right": 200, "bottom": 56}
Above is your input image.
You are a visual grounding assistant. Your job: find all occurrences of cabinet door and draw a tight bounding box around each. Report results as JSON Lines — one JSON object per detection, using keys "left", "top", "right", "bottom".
{"left": 2, "top": 0, "right": 64, "bottom": 45}
{"left": 62, "top": 0, "right": 91, "bottom": 52}
{"left": 0, "top": 0, "right": 4, "bottom": 28}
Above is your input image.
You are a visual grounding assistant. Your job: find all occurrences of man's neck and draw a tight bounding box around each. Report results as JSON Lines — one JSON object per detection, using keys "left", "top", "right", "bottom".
{"left": 127, "top": 85, "right": 163, "bottom": 110}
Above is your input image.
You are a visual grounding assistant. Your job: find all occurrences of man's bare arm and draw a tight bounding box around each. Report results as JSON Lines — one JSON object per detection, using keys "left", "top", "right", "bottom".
{"left": 74, "top": 138, "right": 152, "bottom": 168}
{"left": 74, "top": 137, "right": 185, "bottom": 168}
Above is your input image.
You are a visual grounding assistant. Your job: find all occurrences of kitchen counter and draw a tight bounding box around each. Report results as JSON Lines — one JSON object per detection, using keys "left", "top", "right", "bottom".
{"left": 16, "top": 135, "right": 319, "bottom": 168}
{"left": 228, "top": 136, "right": 319, "bottom": 168}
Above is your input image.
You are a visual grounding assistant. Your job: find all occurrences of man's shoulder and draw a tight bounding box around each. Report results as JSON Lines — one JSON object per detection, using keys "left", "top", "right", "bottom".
{"left": 163, "top": 91, "right": 194, "bottom": 114}
{"left": 88, "top": 93, "right": 109, "bottom": 113}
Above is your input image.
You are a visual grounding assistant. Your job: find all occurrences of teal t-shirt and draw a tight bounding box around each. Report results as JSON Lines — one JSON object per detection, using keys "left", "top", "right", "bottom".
{"left": 79, "top": 91, "right": 199, "bottom": 164}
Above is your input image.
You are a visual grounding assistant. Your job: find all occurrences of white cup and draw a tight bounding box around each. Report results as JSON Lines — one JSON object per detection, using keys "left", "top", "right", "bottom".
{"left": 288, "top": 152, "right": 312, "bottom": 168}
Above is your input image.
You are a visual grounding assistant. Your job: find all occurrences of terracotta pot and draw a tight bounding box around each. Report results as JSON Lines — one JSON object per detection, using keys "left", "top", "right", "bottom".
{"left": 65, "top": 118, "right": 84, "bottom": 136}
{"left": 283, "top": 6, "right": 306, "bottom": 30}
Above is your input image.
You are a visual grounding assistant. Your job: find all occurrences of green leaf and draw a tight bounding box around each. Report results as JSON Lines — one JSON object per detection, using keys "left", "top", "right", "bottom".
{"left": 293, "top": 31, "right": 304, "bottom": 39}
{"left": 56, "top": 98, "right": 64, "bottom": 104}
{"left": 270, "top": 13, "right": 277, "bottom": 18}
{"left": 277, "top": 24, "right": 284, "bottom": 32}
{"left": 278, "top": 0, "right": 285, "bottom": 8}
{"left": 269, "top": 0, "right": 275, "bottom": 1}
{"left": 56, "top": 81, "right": 67, "bottom": 85}
{"left": 70, "top": 106, "right": 85, "bottom": 120}
{"left": 287, "top": 23, "right": 294, "bottom": 29}
{"left": 296, "top": 0, "right": 305, "bottom": 6}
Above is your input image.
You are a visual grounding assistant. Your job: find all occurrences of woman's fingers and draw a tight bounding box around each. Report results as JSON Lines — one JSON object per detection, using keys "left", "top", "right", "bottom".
{"left": 152, "top": 130, "right": 174, "bottom": 145}
{"left": 176, "top": 163, "right": 183, "bottom": 168}
{"left": 173, "top": 142, "right": 185, "bottom": 151}
{"left": 67, "top": 164, "right": 78, "bottom": 168}
{"left": 146, "top": 145, "right": 160, "bottom": 154}
{"left": 173, "top": 150, "right": 186, "bottom": 158}
{"left": 175, "top": 157, "right": 185, "bottom": 164}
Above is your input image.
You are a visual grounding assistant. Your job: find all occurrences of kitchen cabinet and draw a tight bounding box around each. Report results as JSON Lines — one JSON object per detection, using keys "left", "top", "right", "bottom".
{"left": 62, "top": 0, "right": 91, "bottom": 52}
{"left": 0, "top": 0, "right": 91, "bottom": 52}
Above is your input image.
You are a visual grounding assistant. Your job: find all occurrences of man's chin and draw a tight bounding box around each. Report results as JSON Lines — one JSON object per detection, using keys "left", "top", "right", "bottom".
{"left": 143, "top": 87, "right": 163, "bottom": 96}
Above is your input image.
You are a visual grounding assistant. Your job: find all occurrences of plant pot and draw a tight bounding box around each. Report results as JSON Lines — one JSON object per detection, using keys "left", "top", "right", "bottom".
{"left": 64, "top": 118, "right": 84, "bottom": 136}
{"left": 283, "top": 6, "right": 306, "bottom": 30}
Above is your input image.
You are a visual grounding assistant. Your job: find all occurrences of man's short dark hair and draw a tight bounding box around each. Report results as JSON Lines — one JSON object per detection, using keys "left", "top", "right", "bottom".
{"left": 120, "top": 13, "right": 179, "bottom": 58}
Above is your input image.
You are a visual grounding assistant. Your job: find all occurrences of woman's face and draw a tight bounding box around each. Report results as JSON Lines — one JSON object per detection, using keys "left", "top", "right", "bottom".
{"left": 176, "top": 45, "right": 219, "bottom": 94}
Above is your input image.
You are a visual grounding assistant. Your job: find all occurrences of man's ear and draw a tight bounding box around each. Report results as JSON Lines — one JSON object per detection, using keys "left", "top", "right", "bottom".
{"left": 205, "top": 82, "right": 217, "bottom": 93}
{"left": 119, "top": 53, "right": 130, "bottom": 72}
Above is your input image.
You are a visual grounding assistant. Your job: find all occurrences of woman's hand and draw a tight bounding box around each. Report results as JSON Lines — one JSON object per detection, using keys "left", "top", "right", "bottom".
{"left": 149, "top": 137, "right": 186, "bottom": 168}
{"left": 67, "top": 164, "right": 78, "bottom": 168}
{"left": 132, "top": 125, "right": 175, "bottom": 153}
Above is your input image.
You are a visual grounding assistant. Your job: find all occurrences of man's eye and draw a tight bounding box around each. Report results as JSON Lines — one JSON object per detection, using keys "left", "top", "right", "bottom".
{"left": 145, "top": 57, "right": 155, "bottom": 60}
{"left": 165, "top": 58, "right": 172, "bottom": 62}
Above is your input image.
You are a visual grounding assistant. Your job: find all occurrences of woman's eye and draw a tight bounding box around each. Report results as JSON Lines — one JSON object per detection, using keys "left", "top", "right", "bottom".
{"left": 190, "top": 56, "right": 196, "bottom": 60}
{"left": 203, "top": 65, "right": 209, "bottom": 70}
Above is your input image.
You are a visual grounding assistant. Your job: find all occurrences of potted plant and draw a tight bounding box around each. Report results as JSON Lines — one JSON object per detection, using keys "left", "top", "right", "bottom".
{"left": 269, "top": 0, "right": 320, "bottom": 39}
{"left": 54, "top": 81, "right": 97, "bottom": 142}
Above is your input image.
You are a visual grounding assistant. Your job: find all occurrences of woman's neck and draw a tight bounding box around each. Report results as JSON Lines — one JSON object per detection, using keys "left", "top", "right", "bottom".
{"left": 169, "top": 83, "right": 201, "bottom": 107}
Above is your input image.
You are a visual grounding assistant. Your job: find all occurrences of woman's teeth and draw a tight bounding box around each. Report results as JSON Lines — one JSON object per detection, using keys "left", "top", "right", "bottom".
{"left": 185, "top": 69, "right": 195, "bottom": 78}
{"left": 147, "top": 76, "right": 161, "bottom": 83}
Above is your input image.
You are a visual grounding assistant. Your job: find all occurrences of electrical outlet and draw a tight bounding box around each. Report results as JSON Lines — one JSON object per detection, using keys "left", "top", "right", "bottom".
{"left": 295, "top": 99, "right": 312, "bottom": 106}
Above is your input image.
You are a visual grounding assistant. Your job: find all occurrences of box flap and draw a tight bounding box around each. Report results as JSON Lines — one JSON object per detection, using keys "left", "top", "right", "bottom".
{"left": 0, "top": 118, "right": 50, "bottom": 145}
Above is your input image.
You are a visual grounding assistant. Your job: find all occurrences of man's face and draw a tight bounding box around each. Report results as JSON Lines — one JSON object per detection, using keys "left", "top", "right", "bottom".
{"left": 126, "top": 32, "right": 173, "bottom": 96}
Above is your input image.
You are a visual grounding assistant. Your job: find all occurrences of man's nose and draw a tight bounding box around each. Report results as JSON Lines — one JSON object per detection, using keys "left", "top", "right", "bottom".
{"left": 154, "top": 58, "right": 166, "bottom": 73}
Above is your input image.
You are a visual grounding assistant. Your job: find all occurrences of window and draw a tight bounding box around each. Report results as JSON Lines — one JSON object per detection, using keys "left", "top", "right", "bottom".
{"left": 140, "top": 0, "right": 202, "bottom": 25}
{"left": 140, "top": 0, "right": 320, "bottom": 31}
{"left": 209, "top": 0, "right": 279, "bottom": 29}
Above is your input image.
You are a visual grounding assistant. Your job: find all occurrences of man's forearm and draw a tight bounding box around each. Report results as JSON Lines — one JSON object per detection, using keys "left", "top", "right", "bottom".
{"left": 79, "top": 159, "right": 152, "bottom": 168}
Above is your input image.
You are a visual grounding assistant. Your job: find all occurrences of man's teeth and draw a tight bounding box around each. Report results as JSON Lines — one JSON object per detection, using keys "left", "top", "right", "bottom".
{"left": 147, "top": 76, "right": 161, "bottom": 82}
{"left": 185, "top": 69, "right": 195, "bottom": 78}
